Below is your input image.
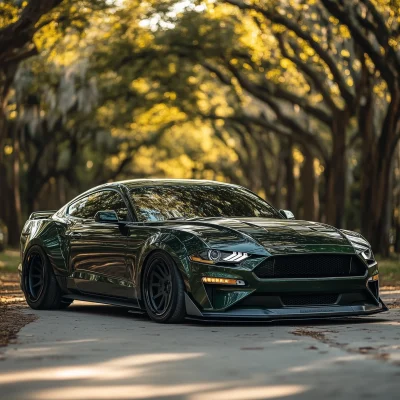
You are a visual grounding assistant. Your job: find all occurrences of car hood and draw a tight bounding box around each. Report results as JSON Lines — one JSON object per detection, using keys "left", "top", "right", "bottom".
{"left": 169, "top": 217, "right": 355, "bottom": 255}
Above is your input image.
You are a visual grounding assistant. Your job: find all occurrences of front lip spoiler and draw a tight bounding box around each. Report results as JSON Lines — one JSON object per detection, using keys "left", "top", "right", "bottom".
{"left": 184, "top": 293, "right": 388, "bottom": 322}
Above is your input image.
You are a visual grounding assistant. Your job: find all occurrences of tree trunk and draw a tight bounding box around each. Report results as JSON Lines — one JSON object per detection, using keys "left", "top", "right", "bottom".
{"left": 369, "top": 121, "right": 399, "bottom": 257}
{"left": 284, "top": 139, "right": 296, "bottom": 212}
{"left": 0, "top": 111, "right": 8, "bottom": 224}
{"left": 300, "top": 146, "right": 317, "bottom": 221}
{"left": 7, "top": 122, "right": 22, "bottom": 246}
{"left": 369, "top": 155, "right": 394, "bottom": 256}
{"left": 257, "top": 140, "right": 272, "bottom": 200}
{"left": 394, "top": 187, "right": 400, "bottom": 253}
{"left": 360, "top": 88, "right": 400, "bottom": 256}
{"left": 273, "top": 143, "right": 284, "bottom": 209}
{"left": 325, "top": 109, "right": 349, "bottom": 228}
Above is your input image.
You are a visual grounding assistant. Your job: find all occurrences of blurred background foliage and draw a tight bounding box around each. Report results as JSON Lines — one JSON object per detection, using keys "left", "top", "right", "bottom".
{"left": 0, "top": 0, "right": 400, "bottom": 257}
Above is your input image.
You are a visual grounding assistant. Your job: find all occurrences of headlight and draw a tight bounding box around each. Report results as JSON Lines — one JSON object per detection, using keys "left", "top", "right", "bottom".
{"left": 360, "top": 248, "right": 377, "bottom": 267}
{"left": 341, "top": 229, "right": 376, "bottom": 264}
{"left": 361, "top": 248, "right": 373, "bottom": 260}
{"left": 189, "top": 249, "right": 250, "bottom": 264}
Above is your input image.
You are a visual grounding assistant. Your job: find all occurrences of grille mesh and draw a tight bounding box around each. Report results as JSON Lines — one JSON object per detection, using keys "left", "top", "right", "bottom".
{"left": 281, "top": 294, "right": 339, "bottom": 306}
{"left": 254, "top": 254, "right": 366, "bottom": 279}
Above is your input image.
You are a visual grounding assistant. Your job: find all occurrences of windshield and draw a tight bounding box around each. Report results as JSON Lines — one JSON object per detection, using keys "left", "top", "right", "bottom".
{"left": 130, "top": 184, "right": 282, "bottom": 222}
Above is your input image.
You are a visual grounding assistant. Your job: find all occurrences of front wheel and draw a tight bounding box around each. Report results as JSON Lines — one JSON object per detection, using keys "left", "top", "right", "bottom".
{"left": 142, "top": 251, "right": 186, "bottom": 323}
{"left": 22, "top": 245, "right": 72, "bottom": 310}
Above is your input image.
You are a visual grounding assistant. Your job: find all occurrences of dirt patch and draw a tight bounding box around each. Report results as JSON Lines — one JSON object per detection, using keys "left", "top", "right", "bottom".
{"left": 291, "top": 327, "right": 394, "bottom": 363}
{"left": 381, "top": 286, "right": 400, "bottom": 291}
{"left": 0, "top": 273, "right": 36, "bottom": 347}
{"left": 292, "top": 328, "right": 326, "bottom": 341}
{"left": 385, "top": 299, "right": 400, "bottom": 309}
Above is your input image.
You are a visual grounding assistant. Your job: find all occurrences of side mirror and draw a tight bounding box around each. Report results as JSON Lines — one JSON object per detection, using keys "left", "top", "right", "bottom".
{"left": 95, "top": 210, "right": 119, "bottom": 223}
{"left": 279, "top": 209, "right": 295, "bottom": 219}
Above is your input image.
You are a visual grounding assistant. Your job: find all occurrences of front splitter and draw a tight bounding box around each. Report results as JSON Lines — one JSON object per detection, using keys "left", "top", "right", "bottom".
{"left": 184, "top": 293, "right": 388, "bottom": 322}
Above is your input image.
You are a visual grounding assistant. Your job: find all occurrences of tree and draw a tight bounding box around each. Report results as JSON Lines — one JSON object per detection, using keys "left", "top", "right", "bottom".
{"left": 0, "top": 0, "right": 110, "bottom": 245}
{"left": 319, "top": 0, "right": 400, "bottom": 255}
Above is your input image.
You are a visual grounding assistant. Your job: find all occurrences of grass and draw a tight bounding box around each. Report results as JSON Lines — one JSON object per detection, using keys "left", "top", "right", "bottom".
{"left": 0, "top": 249, "right": 20, "bottom": 273}
{"left": 1, "top": 247, "right": 400, "bottom": 287}
{"left": 377, "top": 256, "right": 400, "bottom": 288}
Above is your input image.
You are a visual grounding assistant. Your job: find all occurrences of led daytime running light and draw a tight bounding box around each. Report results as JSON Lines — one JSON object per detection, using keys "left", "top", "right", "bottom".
{"left": 202, "top": 277, "right": 245, "bottom": 285}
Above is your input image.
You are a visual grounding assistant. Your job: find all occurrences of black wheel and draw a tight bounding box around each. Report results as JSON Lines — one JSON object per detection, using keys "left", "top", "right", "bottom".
{"left": 22, "top": 245, "right": 72, "bottom": 310}
{"left": 143, "top": 251, "right": 186, "bottom": 323}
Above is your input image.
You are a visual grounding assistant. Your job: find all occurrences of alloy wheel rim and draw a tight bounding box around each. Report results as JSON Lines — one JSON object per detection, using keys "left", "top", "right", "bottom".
{"left": 26, "top": 253, "right": 45, "bottom": 302}
{"left": 146, "top": 259, "right": 173, "bottom": 315}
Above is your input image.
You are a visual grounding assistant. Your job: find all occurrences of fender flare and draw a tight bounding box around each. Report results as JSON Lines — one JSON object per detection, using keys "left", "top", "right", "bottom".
{"left": 135, "top": 235, "right": 193, "bottom": 301}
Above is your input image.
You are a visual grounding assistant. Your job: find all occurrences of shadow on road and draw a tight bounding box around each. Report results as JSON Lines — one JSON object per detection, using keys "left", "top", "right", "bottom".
{"left": 0, "top": 301, "right": 398, "bottom": 400}
{"left": 64, "top": 302, "right": 388, "bottom": 328}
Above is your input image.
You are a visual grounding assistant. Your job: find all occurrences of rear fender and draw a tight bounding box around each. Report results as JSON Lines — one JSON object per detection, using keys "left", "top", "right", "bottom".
{"left": 21, "top": 219, "right": 69, "bottom": 277}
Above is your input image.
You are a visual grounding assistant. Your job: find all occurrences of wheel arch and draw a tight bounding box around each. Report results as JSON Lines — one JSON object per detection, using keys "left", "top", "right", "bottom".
{"left": 21, "top": 219, "right": 70, "bottom": 289}
{"left": 21, "top": 242, "right": 69, "bottom": 293}
{"left": 136, "top": 238, "right": 193, "bottom": 302}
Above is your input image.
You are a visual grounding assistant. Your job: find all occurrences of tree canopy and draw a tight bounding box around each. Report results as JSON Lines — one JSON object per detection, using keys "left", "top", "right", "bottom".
{"left": 0, "top": 0, "right": 399, "bottom": 255}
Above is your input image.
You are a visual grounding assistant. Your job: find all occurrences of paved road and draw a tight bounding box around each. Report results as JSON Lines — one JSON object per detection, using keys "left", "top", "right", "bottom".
{"left": 1, "top": 298, "right": 400, "bottom": 400}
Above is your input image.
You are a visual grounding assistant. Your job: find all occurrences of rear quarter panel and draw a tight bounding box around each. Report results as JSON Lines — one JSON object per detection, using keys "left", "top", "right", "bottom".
{"left": 21, "top": 219, "right": 69, "bottom": 276}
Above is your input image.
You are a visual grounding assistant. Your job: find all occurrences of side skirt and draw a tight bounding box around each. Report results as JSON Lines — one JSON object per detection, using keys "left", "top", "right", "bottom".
{"left": 62, "top": 293, "right": 144, "bottom": 311}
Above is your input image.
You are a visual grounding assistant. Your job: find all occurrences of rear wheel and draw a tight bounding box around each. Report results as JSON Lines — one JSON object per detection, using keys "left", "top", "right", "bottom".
{"left": 143, "top": 251, "right": 186, "bottom": 323}
{"left": 22, "top": 245, "right": 73, "bottom": 310}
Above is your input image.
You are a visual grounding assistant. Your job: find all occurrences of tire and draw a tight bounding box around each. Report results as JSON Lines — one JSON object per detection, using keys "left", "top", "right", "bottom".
{"left": 22, "top": 245, "right": 71, "bottom": 310}
{"left": 142, "top": 251, "right": 186, "bottom": 323}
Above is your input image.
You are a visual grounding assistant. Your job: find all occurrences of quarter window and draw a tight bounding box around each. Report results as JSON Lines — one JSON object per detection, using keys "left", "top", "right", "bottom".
{"left": 68, "top": 196, "right": 89, "bottom": 218}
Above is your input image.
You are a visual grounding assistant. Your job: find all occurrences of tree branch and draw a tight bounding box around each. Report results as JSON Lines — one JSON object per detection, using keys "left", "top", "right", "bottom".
{"left": 225, "top": 0, "right": 355, "bottom": 105}
{"left": 277, "top": 33, "right": 339, "bottom": 112}
{"left": 320, "top": 0, "right": 398, "bottom": 87}
{"left": 0, "top": 0, "right": 63, "bottom": 64}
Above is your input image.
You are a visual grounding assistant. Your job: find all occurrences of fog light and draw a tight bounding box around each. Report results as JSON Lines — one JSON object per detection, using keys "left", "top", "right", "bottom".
{"left": 202, "top": 277, "right": 245, "bottom": 285}
{"left": 368, "top": 274, "right": 379, "bottom": 281}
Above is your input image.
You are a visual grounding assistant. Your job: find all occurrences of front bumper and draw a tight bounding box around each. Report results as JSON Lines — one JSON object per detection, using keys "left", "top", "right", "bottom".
{"left": 185, "top": 293, "right": 388, "bottom": 321}
{"left": 186, "top": 254, "right": 387, "bottom": 320}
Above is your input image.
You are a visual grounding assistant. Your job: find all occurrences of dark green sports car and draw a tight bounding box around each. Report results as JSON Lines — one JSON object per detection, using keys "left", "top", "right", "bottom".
{"left": 19, "top": 179, "right": 387, "bottom": 323}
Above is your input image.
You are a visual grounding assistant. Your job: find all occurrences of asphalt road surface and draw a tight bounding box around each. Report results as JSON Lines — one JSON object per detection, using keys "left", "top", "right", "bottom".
{"left": 1, "top": 294, "right": 400, "bottom": 400}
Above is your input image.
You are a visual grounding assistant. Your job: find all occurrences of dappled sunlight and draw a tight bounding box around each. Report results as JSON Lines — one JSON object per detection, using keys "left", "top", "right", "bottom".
{"left": 1, "top": 1, "right": 400, "bottom": 399}
{"left": 365, "top": 319, "right": 400, "bottom": 327}
{"left": 100, "top": 352, "right": 204, "bottom": 369}
{"left": 2, "top": 310, "right": 400, "bottom": 399}
{"left": 45, "top": 338, "right": 100, "bottom": 345}
{"left": 288, "top": 355, "right": 365, "bottom": 373}
{"left": 271, "top": 339, "right": 299, "bottom": 344}
{"left": 190, "top": 385, "right": 310, "bottom": 400}
{"left": 2, "top": 339, "right": 101, "bottom": 360}
{"left": 34, "top": 383, "right": 226, "bottom": 400}
{"left": 34, "top": 383, "right": 310, "bottom": 400}
{"left": 0, "top": 353, "right": 204, "bottom": 385}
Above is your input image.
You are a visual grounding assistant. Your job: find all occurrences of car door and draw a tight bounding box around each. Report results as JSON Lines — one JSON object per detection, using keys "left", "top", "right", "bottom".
{"left": 123, "top": 188, "right": 166, "bottom": 294}
{"left": 67, "top": 189, "right": 135, "bottom": 298}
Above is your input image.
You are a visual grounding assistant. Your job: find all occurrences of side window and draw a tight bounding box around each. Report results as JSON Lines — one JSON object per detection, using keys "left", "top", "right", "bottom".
{"left": 68, "top": 190, "right": 129, "bottom": 220}
{"left": 81, "top": 192, "right": 108, "bottom": 219}
{"left": 101, "top": 191, "right": 129, "bottom": 221}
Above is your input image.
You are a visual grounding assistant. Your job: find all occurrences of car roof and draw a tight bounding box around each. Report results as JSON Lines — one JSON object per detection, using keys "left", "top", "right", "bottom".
{"left": 100, "top": 179, "right": 239, "bottom": 190}
{"left": 57, "top": 179, "right": 241, "bottom": 217}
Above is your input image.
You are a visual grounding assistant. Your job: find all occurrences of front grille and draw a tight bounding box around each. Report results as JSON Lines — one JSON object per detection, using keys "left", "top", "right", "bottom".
{"left": 254, "top": 254, "right": 366, "bottom": 279}
{"left": 281, "top": 294, "right": 339, "bottom": 306}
